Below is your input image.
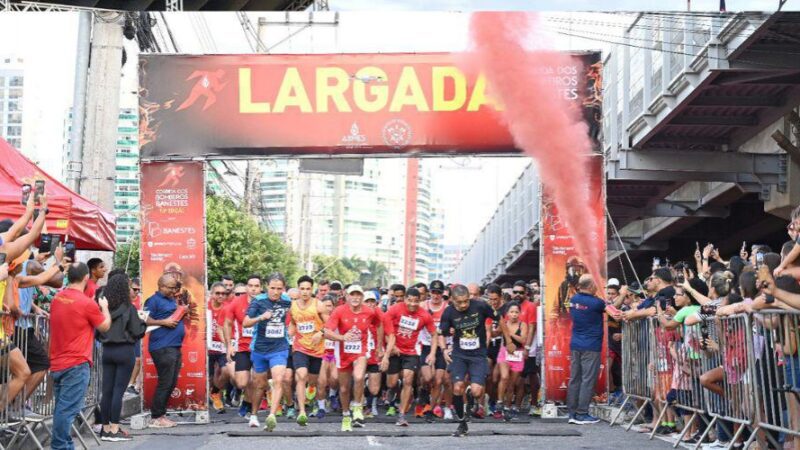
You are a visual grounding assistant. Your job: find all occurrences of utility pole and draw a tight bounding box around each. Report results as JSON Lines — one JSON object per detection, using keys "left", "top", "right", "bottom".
{"left": 80, "top": 12, "right": 123, "bottom": 211}
{"left": 67, "top": 11, "right": 92, "bottom": 192}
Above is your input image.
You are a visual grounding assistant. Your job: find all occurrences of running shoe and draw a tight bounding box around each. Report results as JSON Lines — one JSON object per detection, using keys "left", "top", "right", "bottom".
{"left": 341, "top": 415, "right": 353, "bottom": 432}
{"left": 265, "top": 414, "right": 277, "bottom": 432}
{"left": 396, "top": 415, "right": 409, "bottom": 427}
{"left": 331, "top": 395, "right": 341, "bottom": 412}
{"left": 275, "top": 404, "right": 283, "bottom": 416}
{"left": 316, "top": 408, "right": 326, "bottom": 420}
{"left": 421, "top": 404, "right": 432, "bottom": 417}
{"left": 306, "top": 386, "right": 316, "bottom": 403}
{"left": 286, "top": 406, "right": 297, "bottom": 420}
{"left": 248, "top": 414, "right": 260, "bottom": 428}
{"left": 297, "top": 413, "right": 308, "bottom": 427}
{"left": 433, "top": 405, "right": 443, "bottom": 418}
{"left": 238, "top": 403, "right": 249, "bottom": 418}
{"left": 364, "top": 408, "right": 374, "bottom": 419}
{"left": 353, "top": 405, "right": 365, "bottom": 428}
{"left": 443, "top": 406, "right": 453, "bottom": 421}
{"left": 472, "top": 406, "right": 485, "bottom": 419}
{"left": 492, "top": 408, "right": 504, "bottom": 420}
{"left": 101, "top": 430, "right": 133, "bottom": 442}
{"left": 452, "top": 420, "right": 468, "bottom": 437}
{"left": 385, "top": 406, "right": 397, "bottom": 416}
{"left": 126, "top": 385, "right": 139, "bottom": 396}
{"left": 529, "top": 405, "right": 542, "bottom": 417}
{"left": 414, "top": 405, "right": 424, "bottom": 418}
{"left": 261, "top": 400, "right": 270, "bottom": 412}
{"left": 210, "top": 393, "right": 225, "bottom": 413}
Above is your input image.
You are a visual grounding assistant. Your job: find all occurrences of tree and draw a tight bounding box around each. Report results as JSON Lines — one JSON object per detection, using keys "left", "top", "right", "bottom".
{"left": 206, "top": 195, "right": 300, "bottom": 285}
{"left": 113, "top": 236, "right": 140, "bottom": 278}
{"left": 312, "top": 255, "right": 357, "bottom": 285}
{"left": 340, "top": 256, "right": 390, "bottom": 288}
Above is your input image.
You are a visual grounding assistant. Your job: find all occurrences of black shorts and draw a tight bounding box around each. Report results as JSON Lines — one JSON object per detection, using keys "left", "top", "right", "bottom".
{"left": 208, "top": 352, "right": 228, "bottom": 376}
{"left": 522, "top": 356, "right": 540, "bottom": 376}
{"left": 448, "top": 354, "right": 489, "bottom": 386}
{"left": 487, "top": 341, "right": 502, "bottom": 363}
{"left": 367, "top": 364, "right": 381, "bottom": 374}
{"left": 0, "top": 341, "right": 17, "bottom": 384}
{"left": 293, "top": 351, "right": 322, "bottom": 375}
{"left": 388, "top": 354, "right": 419, "bottom": 375}
{"left": 14, "top": 327, "right": 50, "bottom": 373}
{"left": 286, "top": 352, "right": 294, "bottom": 371}
{"left": 420, "top": 345, "right": 446, "bottom": 371}
{"left": 234, "top": 351, "right": 252, "bottom": 372}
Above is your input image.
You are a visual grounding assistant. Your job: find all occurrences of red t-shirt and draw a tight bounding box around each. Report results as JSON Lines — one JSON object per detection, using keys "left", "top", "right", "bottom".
{"left": 132, "top": 295, "right": 141, "bottom": 310}
{"left": 367, "top": 306, "right": 384, "bottom": 364}
{"left": 49, "top": 288, "right": 106, "bottom": 372}
{"left": 208, "top": 299, "right": 227, "bottom": 353}
{"left": 84, "top": 279, "right": 98, "bottom": 300}
{"left": 520, "top": 300, "right": 538, "bottom": 325}
{"left": 325, "top": 304, "right": 382, "bottom": 358}
{"left": 384, "top": 302, "right": 435, "bottom": 356}
{"left": 224, "top": 294, "right": 253, "bottom": 352}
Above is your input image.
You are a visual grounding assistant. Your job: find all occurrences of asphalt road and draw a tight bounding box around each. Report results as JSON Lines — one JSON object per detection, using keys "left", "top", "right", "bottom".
{"left": 106, "top": 411, "right": 678, "bottom": 450}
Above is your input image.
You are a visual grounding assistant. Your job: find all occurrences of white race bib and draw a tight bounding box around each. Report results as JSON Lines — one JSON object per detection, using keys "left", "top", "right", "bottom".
{"left": 344, "top": 340, "right": 363, "bottom": 354}
{"left": 208, "top": 341, "right": 225, "bottom": 353}
{"left": 297, "top": 322, "right": 315, "bottom": 334}
{"left": 367, "top": 334, "right": 375, "bottom": 351}
{"left": 399, "top": 315, "right": 420, "bottom": 332}
{"left": 506, "top": 350, "right": 523, "bottom": 362}
{"left": 265, "top": 322, "right": 285, "bottom": 339}
{"left": 325, "top": 339, "right": 335, "bottom": 350}
{"left": 242, "top": 326, "right": 255, "bottom": 338}
{"left": 460, "top": 337, "right": 479, "bottom": 351}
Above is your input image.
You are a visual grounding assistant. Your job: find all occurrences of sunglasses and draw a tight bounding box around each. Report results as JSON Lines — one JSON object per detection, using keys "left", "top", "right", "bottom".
{"left": 234, "top": 291, "right": 246, "bottom": 295}
{"left": 132, "top": 287, "right": 141, "bottom": 292}
{"left": 513, "top": 290, "right": 526, "bottom": 295}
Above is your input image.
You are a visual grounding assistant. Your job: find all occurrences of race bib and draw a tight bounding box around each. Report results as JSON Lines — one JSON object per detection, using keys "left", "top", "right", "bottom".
{"left": 460, "top": 337, "right": 479, "bottom": 350}
{"left": 344, "top": 340, "right": 363, "bottom": 354}
{"left": 297, "top": 322, "right": 316, "bottom": 334}
{"left": 265, "top": 323, "right": 285, "bottom": 339}
{"left": 208, "top": 341, "right": 225, "bottom": 353}
{"left": 325, "top": 339, "right": 335, "bottom": 350}
{"left": 242, "top": 326, "right": 255, "bottom": 338}
{"left": 506, "top": 350, "right": 523, "bottom": 362}
{"left": 399, "top": 315, "right": 420, "bottom": 332}
{"left": 367, "top": 334, "right": 375, "bottom": 351}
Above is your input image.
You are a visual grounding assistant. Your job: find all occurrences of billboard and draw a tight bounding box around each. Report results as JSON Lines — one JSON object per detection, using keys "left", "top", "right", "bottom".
{"left": 541, "top": 154, "right": 607, "bottom": 403}
{"left": 140, "top": 161, "right": 208, "bottom": 412}
{"left": 139, "top": 52, "right": 601, "bottom": 158}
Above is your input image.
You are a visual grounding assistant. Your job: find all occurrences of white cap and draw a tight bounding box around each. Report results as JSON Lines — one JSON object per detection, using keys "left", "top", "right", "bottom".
{"left": 364, "top": 291, "right": 377, "bottom": 301}
{"left": 346, "top": 284, "right": 364, "bottom": 295}
{"left": 607, "top": 278, "right": 621, "bottom": 288}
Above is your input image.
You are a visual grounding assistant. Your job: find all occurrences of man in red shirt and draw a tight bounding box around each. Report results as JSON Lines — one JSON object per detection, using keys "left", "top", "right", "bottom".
{"left": 208, "top": 282, "right": 232, "bottom": 413}
{"left": 223, "top": 274, "right": 261, "bottom": 418}
{"left": 383, "top": 287, "right": 437, "bottom": 427}
{"left": 84, "top": 257, "right": 107, "bottom": 299}
{"left": 50, "top": 262, "right": 111, "bottom": 450}
{"left": 510, "top": 280, "right": 541, "bottom": 415}
{"left": 324, "top": 285, "right": 384, "bottom": 432}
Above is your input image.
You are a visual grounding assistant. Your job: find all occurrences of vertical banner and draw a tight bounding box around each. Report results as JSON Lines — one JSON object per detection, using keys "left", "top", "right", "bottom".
{"left": 541, "top": 154, "right": 606, "bottom": 403}
{"left": 140, "top": 161, "right": 208, "bottom": 411}
{"left": 404, "top": 158, "right": 419, "bottom": 285}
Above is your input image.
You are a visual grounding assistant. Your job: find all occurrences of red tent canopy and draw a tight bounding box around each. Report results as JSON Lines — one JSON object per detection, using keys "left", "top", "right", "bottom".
{"left": 0, "top": 137, "right": 116, "bottom": 252}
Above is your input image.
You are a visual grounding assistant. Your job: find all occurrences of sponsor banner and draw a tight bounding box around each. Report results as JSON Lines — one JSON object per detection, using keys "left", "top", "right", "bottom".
{"left": 541, "top": 154, "right": 606, "bottom": 403}
{"left": 139, "top": 52, "right": 601, "bottom": 158}
{"left": 140, "top": 161, "right": 207, "bottom": 411}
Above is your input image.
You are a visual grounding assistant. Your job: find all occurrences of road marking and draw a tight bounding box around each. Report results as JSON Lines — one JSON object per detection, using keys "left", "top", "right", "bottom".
{"left": 366, "top": 436, "right": 382, "bottom": 446}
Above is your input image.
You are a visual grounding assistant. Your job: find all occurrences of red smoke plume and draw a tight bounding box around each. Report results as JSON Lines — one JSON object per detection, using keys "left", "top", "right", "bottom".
{"left": 469, "top": 12, "right": 605, "bottom": 280}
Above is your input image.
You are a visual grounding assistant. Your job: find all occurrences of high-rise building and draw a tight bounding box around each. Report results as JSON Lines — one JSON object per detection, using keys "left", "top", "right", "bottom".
{"left": 0, "top": 56, "right": 24, "bottom": 150}
{"left": 259, "top": 159, "right": 445, "bottom": 285}
{"left": 441, "top": 244, "right": 467, "bottom": 281}
{"left": 63, "top": 107, "right": 139, "bottom": 244}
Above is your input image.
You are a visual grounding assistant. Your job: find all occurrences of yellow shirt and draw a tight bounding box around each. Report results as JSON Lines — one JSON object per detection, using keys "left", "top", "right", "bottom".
{"left": 291, "top": 298, "right": 325, "bottom": 357}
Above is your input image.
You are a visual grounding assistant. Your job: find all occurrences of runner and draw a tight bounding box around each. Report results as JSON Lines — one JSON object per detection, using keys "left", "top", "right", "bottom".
{"left": 324, "top": 285, "right": 384, "bottom": 432}
{"left": 243, "top": 273, "right": 292, "bottom": 432}
{"left": 281, "top": 288, "right": 298, "bottom": 420}
{"left": 316, "top": 295, "right": 339, "bottom": 416}
{"left": 439, "top": 284, "right": 501, "bottom": 437}
{"left": 288, "top": 275, "right": 328, "bottom": 426}
{"left": 363, "top": 291, "right": 385, "bottom": 418}
{"left": 496, "top": 301, "right": 528, "bottom": 421}
{"left": 384, "top": 284, "right": 405, "bottom": 415}
{"left": 485, "top": 284, "right": 505, "bottom": 419}
{"left": 418, "top": 279, "right": 449, "bottom": 420}
{"left": 383, "top": 287, "right": 437, "bottom": 427}
{"left": 208, "top": 282, "right": 233, "bottom": 413}
{"left": 222, "top": 275, "right": 261, "bottom": 420}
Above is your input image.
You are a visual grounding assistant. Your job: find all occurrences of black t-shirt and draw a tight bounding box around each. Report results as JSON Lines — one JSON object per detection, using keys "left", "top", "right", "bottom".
{"left": 440, "top": 299, "right": 497, "bottom": 357}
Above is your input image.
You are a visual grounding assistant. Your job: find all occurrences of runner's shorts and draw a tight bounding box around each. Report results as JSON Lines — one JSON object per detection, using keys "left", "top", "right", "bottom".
{"left": 251, "top": 350, "right": 289, "bottom": 374}
{"left": 293, "top": 351, "right": 322, "bottom": 375}
{"left": 420, "top": 345, "right": 446, "bottom": 371}
{"left": 448, "top": 354, "right": 489, "bottom": 385}
{"left": 234, "top": 351, "right": 252, "bottom": 372}
{"left": 208, "top": 352, "right": 228, "bottom": 376}
{"left": 388, "top": 354, "right": 419, "bottom": 374}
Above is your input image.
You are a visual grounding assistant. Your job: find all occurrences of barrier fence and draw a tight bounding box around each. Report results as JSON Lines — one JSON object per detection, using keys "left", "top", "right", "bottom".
{"left": 0, "top": 313, "right": 104, "bottom": 450}
{"left": 613, "top": 309, "right": 800, "bottom": 450}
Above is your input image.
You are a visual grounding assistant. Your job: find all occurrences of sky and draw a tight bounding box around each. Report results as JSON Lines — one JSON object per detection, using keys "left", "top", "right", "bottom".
{"left": 0, "top": 0, "right": 792, "bottom": 247}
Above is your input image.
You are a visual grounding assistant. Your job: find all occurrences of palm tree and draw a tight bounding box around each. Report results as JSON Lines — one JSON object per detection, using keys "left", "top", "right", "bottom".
{"left": 363, "top": 260, "right": 390, "bottom": 288}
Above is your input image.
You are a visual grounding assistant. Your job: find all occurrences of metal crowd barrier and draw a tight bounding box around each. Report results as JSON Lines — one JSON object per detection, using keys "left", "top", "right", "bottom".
{"left": 614, "top": 309, "right": 800, "bottom": 450}
{"left": 0, "top": 313, "right": 104, "bottom": 450}
{"left": 610, "top": 318, "right": 653, "bottom": 428}
{"left": 747, "top": 309, "right": 800, "bottom": 449}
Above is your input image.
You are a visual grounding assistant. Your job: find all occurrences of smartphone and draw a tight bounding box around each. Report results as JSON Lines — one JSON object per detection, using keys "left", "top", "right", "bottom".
{"left": 756, "top": 252, "right": 764, "bottom": 267}
{"left": 0, "top": 253, "right": 6, "bottom": 265}
{"left": 38, "top": 234, "right": 52, "bottom": 254}
{"left": 34, "top": 180, "right": 45, "bottom": 205}
{"left": 64, "top": 241, "right": 76, "bottom": 261}
{"left": 49, "top": 234, "right": 61, "bottom": 254}
{"left": 653, "top": 257, "right": 661, "bottom": 268}
{"left": 765, "top": 294, "right": 775, "bottom": 304}
{"left": 21, "top": 184, "right": 31, "bottom": 206}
